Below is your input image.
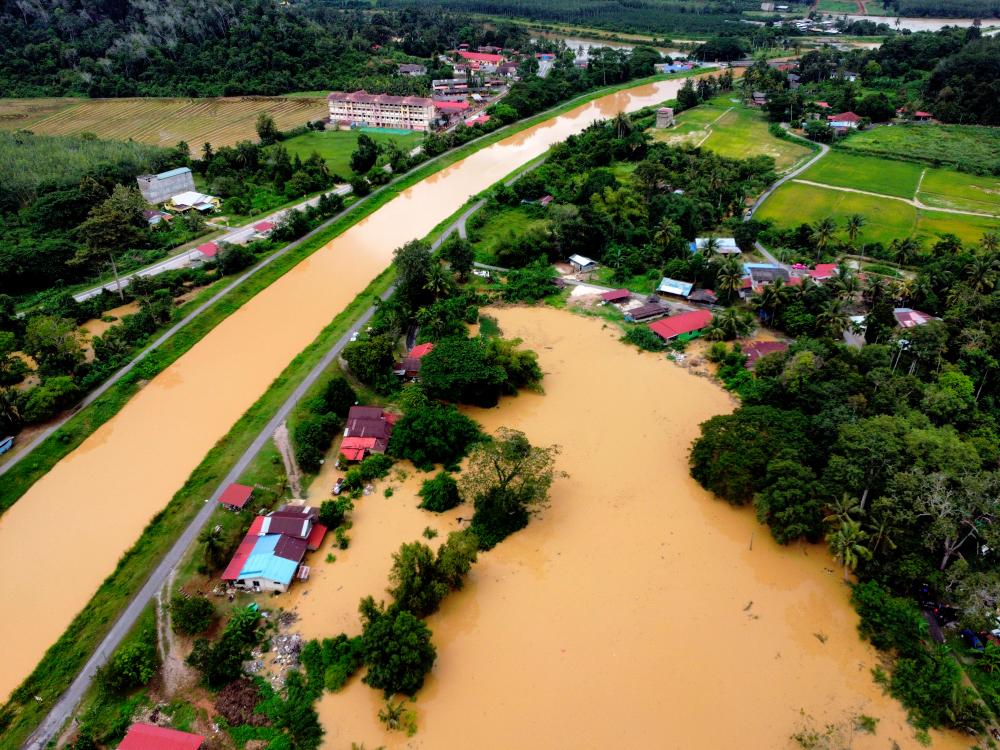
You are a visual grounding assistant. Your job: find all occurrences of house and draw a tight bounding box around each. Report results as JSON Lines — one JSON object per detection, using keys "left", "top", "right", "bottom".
{"left": 568, "top": 254, "right": 598, "bottom": 273}
{"left": 327, "top": 91, "right": 436, "bottom": 132}
{"left": 458, "top": 50, "right": 505, "bottom": 65}
{"left": 808, "top": 263, "right": 839, "bottom": 281}
{"left": 787, "top": 73, "right": 801, "bottom": 89}
{"left": 119, "top": 723, "right": 203, "bottom": 750}
{"left": 394, "top": 342, "right": 434, "bottom": 379}
{"left": 692, "top": 237, "right": 740, "bottom": 255}
{"left": 193, "top": 241, "right": 219, "bottom": 261}
{"left": 222, "top": 506, "right": 327, "bottom": 593}
{"left": 743, "top": 340, "right": 788, "bottom": 367}
{"left": 434, "top": 99, "right": 471, "bottom": 118}
{"left": 535, "top": 52, "right": 556, "bottom": 61}
{"left": 136, "top": 167, "right": 196, "bottom": 205}
{"left": 342, "top": 405, "right": 395, "bottom": 460}
{"left": 143, "top": 209, "right": 172, "bottom": 226}
{"left": 913, "top": 110, "right": 933, "bottom": 122}
{"left": 538, "top": 194, "right": 553, "bottom": 207}
{"left": 687, "top": 288, "right": 718, "bottom": 304}
{"left": 217, "top": 483, "right": 253, "bottom": 511}
{"left": 253, "top": 220, "right": 275, "bottom": 237}
{"left": 744, "top": 263, "right": 790, "bottom": 286}
{"left": 398, "top": 63, "right": 427, "bottom": 76}
{"left": 751, "top": 91, "right": 768, "bottom": 107}
{"left": 893, "top": 307, "right": 937, "bottom": 328}
{"left": 656, "top": 277, "right": 694, "bottom": 299}
{"left": 601, "top": 289, "right": 631, "bottom": 304}
{"left": 815, "top": 101, "right": 831, "bottom": 110}
{"left": 497, "top": 63, "right": 518, "bottom": 78}
{"left": 168, "top": 191, "right": 219, "bottom": 213}
{"left": 649, "top": 309, "right": 713, "bottom": 341}
{"left": 625, "top": 302, "right": 669, "bottom": 322}
{"left": 827, "top": 111, "right": 861, "bottom": 131}
{"left": 464, "top": 114, "right": 491, "bottom": 127}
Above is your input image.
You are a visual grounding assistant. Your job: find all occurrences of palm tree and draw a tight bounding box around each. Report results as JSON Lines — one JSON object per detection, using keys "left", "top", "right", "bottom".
{"left": 816, "top": 299, "right": 849, "bottom": 339}
{"left": 706, "top": 308, "right": 755, "bottom": 341}
{"left": 894, "top": 277, "right": 916, "bottom": 305}
{"left": 199, "top": 525, "right": 227, "bottom": 570}
{"left": 752, "top": 277, "right": 794, "bottom": 323}
{"left": 0, "top": 388, "right": 21, "bottom": 427}
{"left": 654, "top": 220, "right": 681, "bottom": 255}
{"left": 889, "top": 237, "right": 920, "bottom": 266}
{"left": 865, "top": 511, "right": 899, "bottom": 557}
{"left": 823, "top": 493, "right": 861, "bottom": 528}
{"left": 613, "top": 112, "right": 634, "bottom": 139}
{"left": 700, "top": 236, "right": 720, "bottom": 256}
{"left": 830, "top": 269, "right": 861, "bottom": 301}
{"left": 714, "top": 256, "right": 745, "bottom": 302}
{"left": 964, "top": 254, "right": 1000, "bottom": 294}
{"left": 845, "top": 213, "right": 866, "bottom": 249}
{"left": 828, "top": 519, "right": 872, "bottom": 581}
{"left": 423, "top": 263, "right": 454, "bottom": 300}
{"left": 981, "top": 232, "right": 999, "bottom": 255}
{"left": 811, "top": 217, "right": 838, "bottom": 259}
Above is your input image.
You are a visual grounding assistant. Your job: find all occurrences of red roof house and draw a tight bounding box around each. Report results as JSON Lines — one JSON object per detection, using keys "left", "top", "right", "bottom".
{"left": 306, "top": 523, "right": 328, "bottom": 551}
{"left": 458, "top": 50, "right": 504, "bottom": 64}
{"left": 649, "top": 309, "right": 713, "bottom": 341}
{"left": 218, "top": 483, "right": 253, "bottom": 510}
{"left": 340, "top": 435, "right": 378, "bottom": 461}
{"left": 808, "top": 263, "right": 839, "bottom": 281}
{"left": 815, "top": 101, "right": 831, "bottom": 109}
{"left": 743, "top": 341, "right": 789, "bottom": 366}
{"left": 601, "top": 289, "right": 631, "bottom": 303}
{"left": 195, "top": 241, "right": 219, "bottom": 259}
{"left": 396, "top": 343, "right": 434, "bottom": 379}
{"left": 435, "top": 100, "right": 470, "bottom": 113}
{"left": 343, "top": 406, "right": 395, "bottom": 456}
{"left": 253, "top": 220, "right": 275, "bottom": 234}
{"left": 119, "top": 724, "right": 203, "bottom": 750}
{"left": 827, "top": 111, "right": 860, "bottom": 125}
{"left": 914, "top": 111, "right": 933, "bottom": 120}
{"left": 222, "top": 516, "right": 265, "bottom": 581}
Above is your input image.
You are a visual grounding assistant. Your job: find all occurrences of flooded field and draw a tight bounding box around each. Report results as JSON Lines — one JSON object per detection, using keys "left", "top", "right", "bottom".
{"left": 286, "top": 308, "right": 964, "bottom": 750}
{"left": 0, "top": 74, "right": 715, "bottom": 701}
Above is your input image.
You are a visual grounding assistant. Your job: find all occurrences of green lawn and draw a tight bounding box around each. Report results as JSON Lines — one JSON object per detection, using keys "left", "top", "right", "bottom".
{"left": 757, "top": 181, "right": 998, "bottom": 247}
{"left": 800, "top": 152, "right": 924, "bottom": 198}
{"left": 653, "top": 96, "right": 813, "bottom": 172}
{"left": 918, "top": 168, "right": 1000, "bottom": 215}
{"left": 469, "top": 205, "right": 551, "bottom": 265}
{"left": 838, "top": 124, "right": 1000, "bottom": 172}
{"left": 280, "top": 128, "right": 425, "bottom": 179}
{"left": 815, "top": 0, "right": 861, "bottom": 11}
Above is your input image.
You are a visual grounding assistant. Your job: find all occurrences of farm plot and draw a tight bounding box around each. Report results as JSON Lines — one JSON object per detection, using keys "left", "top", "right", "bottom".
{"left": 918, "top": 168, "right": 1000, "bottom": 215}
{"left": 757, "top": 181, "right": 998, "bottom": 246}
{"left": 799, "top": 152, "right": 924, "bottom": 198}
{"left": 0, "top": 96, "right": 328, "bottom": 151}
{"left": 838, "top": 124, "right": 1000, "bottom": 172}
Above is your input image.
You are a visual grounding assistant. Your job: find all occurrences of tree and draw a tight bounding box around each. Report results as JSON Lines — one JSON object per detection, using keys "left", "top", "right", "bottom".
{"left": 706, "top": 308, "right": 754, "bottom": 341}
{"left": 440, "top": 234, "right": 474, "bottom": 280}
{"left": 815, "top": 298, "right": 849, "bottom": 338}
{"left": 388, "top": 402, "right": 481, "bottom": 470}
{"left": 19, "top": 375, "right": 80, "bottom": 422}
{"left": 419, "top": 337, "right": 506, "bottom": 406}
{"left": 317, "top": 376, "right": 357, "bottom": 418}
{"left": 198, "top": 525, "right": 228, "bottom": 571}
{"left": 359, "top": 598, "right": 436, "bottom": 697}
{"left": 98, "top": 630, "right": 159, "bottom": 693}
{"left": 350, "top": 133, "right": 379, "bottom": 174}
{"left": 255, "top": 113, "right": 279, "bottom": 145}
{"left": 462, "top": 428, "right": 560, "bottom": 549}
{"left": 845, "top": 213, "right": 866, "bottom": 249}
{"left": 810, "top": 217, "right": 838, "bottom": 259}
{"left": 218, "top": 244, "right": 255, "bottom": 275}
{"left": 754, "top": 457, "right": 825, "bottom": 544}
{"left": 170, "top": 595, "right": 216, "bottom": 635}
{"left": 713, "top": 256, "right": 745, "bottom": 303}
{"left": 277, "top": 671, "right": 324, "bottom": 750}
{"left": 319, "top": 497, "right": 353, "bottom": 529}
{"left": 189, "top": 606, "right": 262, "bottom": 688}
{"left": 503, "top": 262, "right": 558, "bottom": 302}
{"left": 677, "top": 78, "right": 700, "bottom": 110}
{"left": 23, "top": 315, "right": 84, "bottom": 376}
{"left": 434, "top": 530, "right": 478, "bottom": 590}
{"left": 828, "top": 518, "right": 872, "bottom": 580}
{"left": 393, "top": 239, "right": 434, "bottom": 309}
{"left": 387, "top": 542, "right": 448, "bottom": 617}
{"left": 294, "top": 413, "right": 340, "bottom": 472}
{"left": 418, "top": 471, "right": 461, "bottom": 512}
{"left": 74, "top": 184, "right": 148, "bottom": 293}
{"left": 342, "top": 334, "right": 397, "bottom": 391}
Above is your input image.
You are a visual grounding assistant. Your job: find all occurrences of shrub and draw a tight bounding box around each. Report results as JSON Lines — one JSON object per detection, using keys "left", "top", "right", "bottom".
{"left": 318, "top": 498, "right": 353, "bottom": 529}
{"left": 418, "top": 471, "right": 461, "bottom": 512}
{"left": 170, "top": 594, "right": 216, "bottom": 635}
{"left": 388, "top": 403, "right": 481, "bottom": 470}
{"left": 293, "top": 413, "right": 340, "bottom": 473}
{"left": 359, "top": 599, "right": 436, "bottom": 697}
{"left": 97, "top": 624, "right": 159, "bottom": 694}
{"left": 622, "top": 326, "right": 666, "bottom": 352}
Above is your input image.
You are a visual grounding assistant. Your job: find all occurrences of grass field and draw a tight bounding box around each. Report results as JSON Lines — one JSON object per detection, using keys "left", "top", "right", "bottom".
{"left": 652, "top": 97, "right": 813, "bottom": 172}
{"left": 757, "top": 181, "right": 997, "bottom": 246}
{"left": 918, "top": 168, "right": 1000, "bottom": 214}
{"left": 280, "top": 128, "right": 425, "bottom": 178}
{"left": 0, "top": 96, "right": 328, "bottom": 151}
{"left": 800, "top": 152, "right": 924, "bottom": 198}
{"left": 815, "top": 0, "right": 862, "bottom": 12}
{"left": 838, "top": 124, "right": 1000, "bottom": 172}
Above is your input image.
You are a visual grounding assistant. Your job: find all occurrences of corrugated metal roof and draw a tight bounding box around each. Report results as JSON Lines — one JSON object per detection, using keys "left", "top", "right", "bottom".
{"left": 649, "top": 309, "right": 713, "bottom": 340}
{"left": 119, "top": 723, "right": 203, "bottom": 750}
{"left": 155, "top": 167, "right": 192, "bottom": 180}
{"left": 657, "top": 277, "right": 694, "bottom": 297}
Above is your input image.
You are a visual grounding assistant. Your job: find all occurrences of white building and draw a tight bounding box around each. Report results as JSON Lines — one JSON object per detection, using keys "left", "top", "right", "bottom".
{"left": 692, "top": 237, "right": 741, "bottom": 255}
{"left": 328, "top": 91, "right": 436, "bottom": 132}
{"left": 136, "top": 167, "right": 196, "bottom": 205}
{"left": 568, "top": 254, "right": 598, "bottom": 273}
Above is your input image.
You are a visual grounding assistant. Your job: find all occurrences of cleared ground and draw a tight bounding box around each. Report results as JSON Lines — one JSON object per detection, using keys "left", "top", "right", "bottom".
{"left": 799, "top": 152, "right": 924, "bottom": 198}
{"left": 280, "top": 128, "right": 425, "bottom": 179}
{"left": 756, "top": 181, "right": 997, "bottom": 246}
{"left": 815, "top": 0, "right": 863, "bottom": 11}
{"left": 0, "top": 96, "right": 328, "bottom": 151}
{"left": 839, "top": 124, "right": 1000, "bottom": 172}
{"left": 652, "top": 97, "right": 812, "bottom": 172}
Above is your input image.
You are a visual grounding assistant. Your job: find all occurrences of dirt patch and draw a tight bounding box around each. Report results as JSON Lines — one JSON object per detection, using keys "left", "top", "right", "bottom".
{"left": 273, "top": 423, "right": 303, "bottom": 499}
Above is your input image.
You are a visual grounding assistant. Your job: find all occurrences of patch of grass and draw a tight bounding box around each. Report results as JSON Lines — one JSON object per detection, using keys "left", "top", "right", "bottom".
{"left": 280, "top": 128, "right": 425, "bottom": 179}
{"left": 815, "top": 0, "right": 861, "bottom": 12}
{"left": 800, "top": 152, "right": 924, "bottom": 198}
{"left": 838, "top": 123, "right": 1000, "bottom": 173}
{"left": 757, "top": 180, "right": 997, "bottom": 247}
{"left": 468, "top": 204, "right": 551, "bottom": 264}
{"left": 918, "top": 168, "right": 1000, "bottom": 215}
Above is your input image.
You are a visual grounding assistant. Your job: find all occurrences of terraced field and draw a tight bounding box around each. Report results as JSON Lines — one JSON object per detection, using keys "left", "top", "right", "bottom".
{"left": 0, "top": 96, "right": 328, "bottom": 151}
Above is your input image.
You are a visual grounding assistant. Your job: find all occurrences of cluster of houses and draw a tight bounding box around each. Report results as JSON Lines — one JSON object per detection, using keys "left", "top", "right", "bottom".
{"left": 136, "top": 167, "right": 219, "bottom": 216}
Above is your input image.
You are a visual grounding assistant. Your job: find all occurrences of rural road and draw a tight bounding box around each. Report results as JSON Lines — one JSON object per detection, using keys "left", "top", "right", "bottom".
{"left": 72, "top": 184, "right": 355, "bottom": 303}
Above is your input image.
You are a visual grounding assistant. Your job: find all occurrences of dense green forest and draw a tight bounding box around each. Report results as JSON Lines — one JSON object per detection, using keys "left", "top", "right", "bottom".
{"left": 0, "top": 0, "right": 529, "bottom": 97}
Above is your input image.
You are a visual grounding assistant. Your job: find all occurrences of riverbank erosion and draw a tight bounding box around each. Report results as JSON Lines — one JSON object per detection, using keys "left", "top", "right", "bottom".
{"left": 0, "top": 75, "right": 716, "bottom": 702}
{"left": 287, "top": 307, "right": 964, "bottom": 749}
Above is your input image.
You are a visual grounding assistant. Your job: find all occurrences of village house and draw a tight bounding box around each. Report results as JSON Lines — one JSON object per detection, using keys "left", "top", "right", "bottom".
{"left": 394, "top": 342, "right": 434, "bottom": 379}
{"left": 692, "top": 237, "right": 741, "bottom": 255}
{"left": 601, "top": 288, "right": 631, "bottom": 304}
{"left": 465, "top": 114, "right": 491, "bottom": 127}
{"left": 192, "top": 241, "right": 219, "bottom": 262}
{"left": 648, "top": 309, "right": 713, "bottom": 341}
{"left": 457, "top": 50, "right": 505, "bottom": 73}
{"left": 253, "top": 220, "right": 276, "bottom": 238}
{"left": 217, "top": 482, "right": 253, "bottom": 511}
{"left": 143, "top": 209, "right": 172, "bottom": 226}
{"left": 827, "top": 111, "right": 861, "bottom": 132}
{"left": 397, "top": 63, "right": 427, "bottom": 76}
{"left": 893, "top": 307, "right": 937, "bottom": 328}
{"left": 222, "top": 505, "right": 327, "bottom": 593}
{"left": 569, "top": 254, "right": 598, "bottom": 273}
{"left": 136, "top": 167, "right": 196, "bottom": 205}
{"left": 435, "top": 99, "right": 471, "bottom": 121}
{"left": 743, "top": 340, "right": 789, "bottom": 367}
{"left": 751, "top": 91, "right": 768, "bottom": 107}
{"left": 327, "top": 91, "right": 436, "bottom": 132}
{"left": 340, "top": 405, "right": 396, "bottom": 462}
{"left": 808, "top": 263, "right": 839, "bottom": 281}
{"left": 687, "top": 288, "right": 718, "bottom": 305}
{"left": 625, "top": 301, "right": 669, "bottom": 322}
{"left": 119, "top": 723, "right": 204, "bottom": 750}
{"left": 167, "top": 190, "right": 219, "bottom": 213}
{"left": 657, "top": 277, "right": 694, "bottom": 299}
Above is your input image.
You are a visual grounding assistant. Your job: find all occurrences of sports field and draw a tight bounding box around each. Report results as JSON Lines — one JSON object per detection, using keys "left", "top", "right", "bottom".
{"left": 652, "top": 97, "right": 813, "bottom": 172}
{"left": 280, "top": 128, "right": 425, "bottom": 178}
{"left": 756, "top": 181, "right": 997, "bottom": 246}
{"left": 0, "top": 96, "right": 328, "bottom": 151}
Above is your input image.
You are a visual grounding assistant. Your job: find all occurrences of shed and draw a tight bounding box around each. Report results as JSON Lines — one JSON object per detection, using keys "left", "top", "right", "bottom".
{"left": 656, "top": 277, "right": 694, "bottom": 298}
{"left": 808, "top": 263, "right": 838, "bottom": 281}
{"left": 601, "top": 288, "right": 631, "bottom": 304}
{"left": 687, "top": 288, "right": 718, "bottom": 304}
{"left": 692, "top": 237, "right": 740, "bottom": 255}
{"left": 217, "top": 483, "right": 253, "bottom": 511}
{"left": 625, "top": 302, "right": 668, "bottom": 322}
{"left": 119, "top": 723, "right": 203, "bottom": 750}
{"left": 568, "top": 254, "right": 598, "bottom": 273}
{"left": 649, "top": 309, "right": 713, "bottom": 341}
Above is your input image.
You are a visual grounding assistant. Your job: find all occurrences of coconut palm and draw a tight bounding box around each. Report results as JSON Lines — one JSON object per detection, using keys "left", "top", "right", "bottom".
{"left": 830, "top": 269, "right": 861, "bottom": 301}
{"left": 199, "top": 525, "right": 227, "bottom": 570}
{"left": 0, "top": 387, "right": 21, "bottom": 427}
{"left": 752, "top": 277, "right": 795, "bottom": 323}
{"left": 653, "top": 219, "right": 682, "bottom": 255}
{"left": 889, "top": 237, "right": 920, "bottom": 266}
{"left": 828, "top": 518, "right": 872, "bottom": 581}
{"left": 700, "top": 236, "right": 720, "bottom": 256}
{"left": 714, "top": 256, "right": 745, "bottom": 302}
{"left": 613, "top": 112, "right": 634, "bottom": 138}
{"left": 981, "top": 232, "right": 999, "bottom": 254}
{"left": 706, "top": 308, "right": 755, "bottom": 341}
{"left": 865, "top": 511, "right": 899, "bottom": 557}
{"left": 964, "top": 254, "right": 1000, "bottom": 294}
{"left": 894, "top": 277, "right": 916, "bottom": 305}
{"left": 823, "top": 493, "right": 862, "bottom": 528}
{"left": 810, "top": 217, "right": 838, "bottom": 259}
{"left": 816, "top": 298, "right": 850, "bottom": 339}
{"left": 423, "top": 263, "right": 454, "bottom": 300}
{"left": 845, "top": 213, "right": 866, "bottom": 249}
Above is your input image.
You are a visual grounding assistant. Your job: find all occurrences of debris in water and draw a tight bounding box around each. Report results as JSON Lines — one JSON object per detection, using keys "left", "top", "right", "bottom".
{"left": 743, "top": 601, "right": 753, "bottom": 612}
{"left": 814, "top": 632, "right": 828, "bottom": 644}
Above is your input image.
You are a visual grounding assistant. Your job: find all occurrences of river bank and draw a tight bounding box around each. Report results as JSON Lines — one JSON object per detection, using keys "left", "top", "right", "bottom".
{"left": 278, "top": 307, "right": 965, "bottom": 749}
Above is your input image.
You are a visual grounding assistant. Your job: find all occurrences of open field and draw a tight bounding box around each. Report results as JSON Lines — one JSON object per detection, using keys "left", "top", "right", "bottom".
{"left": 757, "top": 181, "right": 998, "bottom": 246}
{"left": 815, "top": 0, "right": 863, "bottom": 12}
{"left": 799, "top": 152, "right": 924, "bottom": 198}
{"left": 280, "top": 128, "right": 425, "bottom": 178}
{"left": 919, "top": 168, "right": 1000, "bottom": 214}
{"left": 653, "top": 97, "right": 813, "bottom": 172}
{"left": 838, "top": 124, "right": 1000, "bottom": 172}
{"left": 0, "top": 96, "right": 328, "bottom": 151}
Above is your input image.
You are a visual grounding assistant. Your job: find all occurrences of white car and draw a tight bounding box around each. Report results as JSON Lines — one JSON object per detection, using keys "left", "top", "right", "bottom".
{"left": 350, "top": 332, "right": 359, "bottom": 342}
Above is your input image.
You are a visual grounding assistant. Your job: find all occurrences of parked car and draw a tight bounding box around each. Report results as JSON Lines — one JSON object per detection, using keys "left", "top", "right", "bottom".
{"left": 0, "top": 436, "right": 13, "bottom": 456}
{"left": 961, "top": 628, "right": 985, "bottom": 651}
{"left": 332, "top": 478, "right": 345, "bottom": 496}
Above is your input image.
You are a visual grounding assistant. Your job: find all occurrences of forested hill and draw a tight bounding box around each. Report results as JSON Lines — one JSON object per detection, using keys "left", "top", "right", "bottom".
{"left": 0, "top": 0, "right": 527, "bottom": 97}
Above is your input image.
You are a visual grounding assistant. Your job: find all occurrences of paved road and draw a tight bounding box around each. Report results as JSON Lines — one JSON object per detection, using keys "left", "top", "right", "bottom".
{"left": 73, "top": 185, "right": 355, "bottom": 303}
{"left": 23, "top": 215, "right": 475, "bottom": 750}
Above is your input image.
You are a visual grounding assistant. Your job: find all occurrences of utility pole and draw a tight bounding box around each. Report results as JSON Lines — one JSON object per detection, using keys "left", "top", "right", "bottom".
{"left": 108, "top": 251, "right": 125, "bottom": 301}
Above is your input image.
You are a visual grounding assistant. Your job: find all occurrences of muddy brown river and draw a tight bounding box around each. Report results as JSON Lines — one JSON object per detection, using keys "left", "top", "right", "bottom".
{"left": 286, "top": 308, "right": 964, "bottom": 749}
{"left": 0, "top": 76, "right": 716, "bottom": 701}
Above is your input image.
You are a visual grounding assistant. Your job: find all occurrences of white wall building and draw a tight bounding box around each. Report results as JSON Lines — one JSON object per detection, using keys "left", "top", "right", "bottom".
{"left": 136, "top": 167, "right": 196, "bottom": 205}
{"left": 328, "top": 91, "right": 436, "bottom": 132}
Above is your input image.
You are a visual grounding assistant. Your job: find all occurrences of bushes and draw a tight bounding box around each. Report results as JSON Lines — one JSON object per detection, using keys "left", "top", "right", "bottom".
{"left": 621, "top": 326, "right": 667, "bottom": 352}
{"left": 851, "top": 581, "right": 927, "bottom": 658}
{"left": 96, "top": 620, "right": 159, "bottom": 694}
{"left": 419, "top": 336, "right": 542, "bottom": 407}
{"left": 418, "top": 471, "right": 461, "bottom": 512}
{"left": 188, "top": 606, "right": 261, "bottom": 688}
{"left": 293, "top": 413, "right": 340, "bottom": 473}
{"left": 301, "top": 634, "right": 365, "bottom": 693}
{"left": 318, "top": 497, "right": 353, "bottom": 529}
{"left": 359, "top": 598, "right": 436, "bottom": 698}
{"left": 387, "top": 532, "right": 479, "bottom": 618}
{"left": 341, "top": 453, "right": 395, "bottom": 493}
{"left": 170, "top": 594, "right": 216, "bottom": 636}
{"left": 388, "top": 403, "right": 481, "bottom": 470}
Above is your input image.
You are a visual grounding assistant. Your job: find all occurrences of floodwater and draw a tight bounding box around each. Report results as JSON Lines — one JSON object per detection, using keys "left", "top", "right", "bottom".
{"left": 837, "top": 14, "right": 992, "bottom": 31}
{"left": 533, "top": 32, "right": 683, "bottom": 59}
{"left": 0, "top": 74, "right": 715, "bottom": 701}
{"left": 292, "top": 308, "right": 965, "bottom": 750}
